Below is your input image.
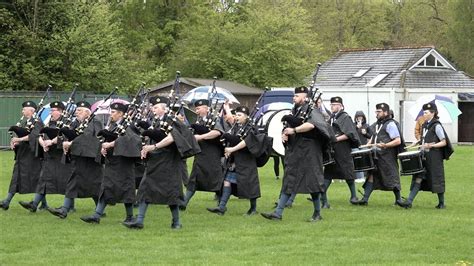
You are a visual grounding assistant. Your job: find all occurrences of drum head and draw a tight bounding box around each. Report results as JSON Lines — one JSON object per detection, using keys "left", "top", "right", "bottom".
{"left": 256, "top": 110, "right": 277, "bottom": 132}
{"left": 265, "top": 109, "right": 291, "bottom": 156}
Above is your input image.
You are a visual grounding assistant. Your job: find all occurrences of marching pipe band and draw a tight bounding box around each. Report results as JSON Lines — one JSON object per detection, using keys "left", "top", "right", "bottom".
{"left": 0, "top": 75, "right": 454, "bottom": 229}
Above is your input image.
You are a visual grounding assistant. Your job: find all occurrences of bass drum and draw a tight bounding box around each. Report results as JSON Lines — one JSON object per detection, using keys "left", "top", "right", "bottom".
{"left": 262, "top": 109, "right": 292, "bottom": 157}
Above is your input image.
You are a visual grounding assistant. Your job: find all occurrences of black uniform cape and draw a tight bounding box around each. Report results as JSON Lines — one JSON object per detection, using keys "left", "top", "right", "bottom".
{"left": 136, "top": 120, "right": 197, "bottom": 205}
{"left": 281, "top": 109, "right": 330, "bottom": 194}
{"left": 414, "top": 120, "right": 453, "bottom": 193}
{"left": 366, "top": 118, "right": 401, "bottom": 191}
{"left": 324, "top": 111, "right": 360, "bottom": 180}
{"left": 98, "top": 126, "right": 141, "bottom": 205}
{"left": 8, "top": 118, "right": 43, "bottom": 194}
{"left": 36, "top": 121, "right": 73, "bottom": 195}
{"left": 188, "top": 121, "right": 224, "bottom": 192}
{"left": 65, "top": 118, "right": 103, "bottom": 198}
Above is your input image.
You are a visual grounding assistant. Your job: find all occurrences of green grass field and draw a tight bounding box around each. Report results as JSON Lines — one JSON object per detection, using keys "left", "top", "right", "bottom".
{"left": 0, "top": 147, "right": 473, "bottom": 265}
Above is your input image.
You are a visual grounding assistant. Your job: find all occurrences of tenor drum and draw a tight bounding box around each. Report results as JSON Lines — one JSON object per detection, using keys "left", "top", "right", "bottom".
{"left": 351, "top": 148, "right": 375, "bottom": 172}
{"left": 398, "top": 150, "right": 424, "bottom": 175}
{"left": 259, "top": 109, "right": 291, "bottom": 157}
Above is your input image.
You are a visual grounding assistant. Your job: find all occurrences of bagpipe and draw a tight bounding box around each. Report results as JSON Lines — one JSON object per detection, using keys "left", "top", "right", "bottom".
{"left": 60, "top": 87, "right": 118, "bottom": 141}
{"left": 220, "top": 90, "right": 267, "bottom": 148}
{"left": 190, "top": 77, "right": 223, "bottom": 135}
{"left": 281, "top": 63, "right": 322, "bottom": 129}
{"left": 141, "top": 75, "right": 181, "bottom": 143}
{"left": 40, "top": 84, "right": 78, "bottom": 140}
{"left": 97, "top": 83, "right": 147, "bottom": 143}
{"left": 9, "top": 85, "right": 52, "bottom": 138}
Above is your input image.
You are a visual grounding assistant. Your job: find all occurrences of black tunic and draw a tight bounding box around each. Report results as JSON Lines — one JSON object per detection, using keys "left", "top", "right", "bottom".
{"left": 99, "top": 126, "right": 141, "bottom": 204}
{"left": 188, "top": 121, "right": 224, "bottom": 192}
{"left": 415, "top": 120, "right": 452, "bottom": 193}
{"left": 368, "top": 118, "right": 401, "bottom": 191}
{"left": 136, "top": 120, "right": 196, "bottom": 205}
{"left": 8, "top": 118, "right": 43, "bottom": 194}
{"left": 36, "top": 121, "right": 74, "bottom": 195}
{"left": 281, "top": 109, "right": 330, "bottom": 194}
{"left": 65, "top": 118, "right": 103, "bottom": 198}
{"left": 223, "top": 124, "right": 270, "bottom": 199}
{"left": 324, "top": 111, "right": 360, "bottom": 180}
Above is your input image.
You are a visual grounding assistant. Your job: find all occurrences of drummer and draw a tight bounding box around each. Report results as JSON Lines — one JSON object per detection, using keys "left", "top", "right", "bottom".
{"left": 397, "top": 103, "right": 453, "bottom": 209}
{"left": 356, "top": 103, "right": 403, "bottom": 206}
{"left": 322, "top": 97, "right": 361, "bottom": 208}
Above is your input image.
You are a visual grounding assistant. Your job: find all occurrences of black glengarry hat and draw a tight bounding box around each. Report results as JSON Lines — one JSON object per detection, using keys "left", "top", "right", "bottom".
{"left": 234, "top": 106, "right": 249, "bottom": 116}
{"left": 294, "top": 86, "right": 308, "bottom": 94}
{"left": 76, "top": 101, "right": 91, "bottom": 109}
{"left": 194, "top": 99, "right": 209, "bottom": 107}
{"left": 375, "top": 103, "right": 390, "bottom": 112}
{"left": 111, "top": 102, "right": 127, "bottom": 113}
{"left": 50, "top": 101, "right": 65, "bottom": 110}
{"left": 22, "top": 101, "right": 37, "bottom": 109}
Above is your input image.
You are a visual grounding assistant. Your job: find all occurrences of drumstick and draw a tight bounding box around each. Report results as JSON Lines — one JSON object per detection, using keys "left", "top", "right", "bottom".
{"left": 359, "top": 143, "right": 374, "bottom": 149}
{"left": 406, "top": 144, "right": 421, "bottom": 150}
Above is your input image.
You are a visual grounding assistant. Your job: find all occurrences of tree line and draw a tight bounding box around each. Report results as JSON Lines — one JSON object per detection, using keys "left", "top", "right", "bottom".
{"left": 0, "top": 0, "right": 472, "bottom": 94}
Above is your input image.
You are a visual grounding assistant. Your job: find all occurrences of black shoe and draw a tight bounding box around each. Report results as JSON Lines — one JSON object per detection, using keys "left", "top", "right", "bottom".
{"left": 19, "top": 201, "right": 36, "bottom": 212}
{"left": 37, "top": 202, "right": 48, "bottom": 211}
{"left": 308, "top": 214, "right": 323, "bottom": 223}
{"left": 435, "top": 203, "right": 446, "bottom": 209}
{"left": 178, "top": 204, "right": 187, "bottom": 211}
{"left": 356, "top": 199, "right": 368, "bottom": 206}
{"left": 171, "top": 223, "right": 182, "bottom": 230}
{"left": 396, "top": 200, "right": 412, "bottom": 209}
{"left": 0, "top": 200, "right": 9, "bottom": 210}
{"left": 260, "top": 212, "right": 282, "bottom": 221}
{"left": 48, "top": 207, "right": 67, "bottom": 219}
{"left": 306, "top": 197, "right": 313, "bottom": 202}
{"left": 321, "top": 202, "right": 331, "bottom": 209}
{"left": 350, "top": 197, "right": 359, "bottom": 205}
{"left": 80, "top": 215, "right": 100, "bottom": 224}
{"left": 206, "top": 207, "right": 226, "bottom": 215}
{"left": 122, "top": 221, "right": 144, "bottom": 229}
{"left": 275, "top": 176, "right": 280, "bottom": 180}
{"left": 244, "top": 209, "right": 258, "bottom": 216}
{"left": 123, "top": 215, "right": 135, "bottom": 223}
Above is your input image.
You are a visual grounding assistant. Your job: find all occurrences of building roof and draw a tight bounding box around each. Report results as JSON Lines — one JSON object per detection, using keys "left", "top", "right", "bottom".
{"left": 315, "top": 46, "right": 474, "bottom": 89}
{"left": 150, "top": 77, "right": 263, "bottom": 95}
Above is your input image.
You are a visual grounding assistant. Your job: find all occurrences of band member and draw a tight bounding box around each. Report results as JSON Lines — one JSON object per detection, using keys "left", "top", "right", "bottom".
{"left": 207, "top": 105, "right": 270, "bottom": 216}
{"left": 80, "top": 102, "right": 141, "bottom": 224}
{"left": 322, "top": 97, "right": 360, "bottom": 208}
{"left": 354, "top": 111, "right": 372, "bottom": 146}
{"left": 123, "top": 96, "right": 199, "bottom": 229}
{"left": 261, "top": 86, "right": 331, "bottom": 222}
{"left": 0, "top": 101, "right": 44, "bottom": 210}
{"left": 356, "top": 103, "right": 402, "bottom": 206}
{"left": 48, "top": 101, "right": 103, "bottom": 218}
{"left": 397, "top": 103, "right": 453, "bottom": 209}
{"left": 180, "top": 99, "right": 224, "bottom": 210}
{"left": 19, "top": 101, "right": 73, "bottom": 212}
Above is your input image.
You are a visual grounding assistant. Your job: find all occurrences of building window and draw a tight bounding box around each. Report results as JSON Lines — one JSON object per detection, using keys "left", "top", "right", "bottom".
{"left": 415, "top": 54, "right": 446, "bottom": 68}
{"left": 353, "top": 68, "right": 371, "bottom": 78}
{"left": 366, "top": 73, "right": 389, "bottom": 87}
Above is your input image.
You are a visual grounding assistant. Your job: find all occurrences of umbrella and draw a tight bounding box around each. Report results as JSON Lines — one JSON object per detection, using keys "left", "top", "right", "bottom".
{"left": 409, "top": 95, "right": 462, "bottom": 123}
{"left": 40, "top": 101, "right": 75, "bottom": 124}
{"left": 91, "top": 98, "right": 130, "bottom": 114}
{"left": 181, "top": 86, "right": 239, "bottom": 104}
{"left": 91, "top": 99, "right": 130, "bottom": 126}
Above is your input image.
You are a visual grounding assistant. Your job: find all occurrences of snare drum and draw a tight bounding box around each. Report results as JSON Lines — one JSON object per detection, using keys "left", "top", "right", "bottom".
{"left": 398, "top": 150, "right": 424, "bottom": 175}
{"left": 351, "top": 148, "right": 375, "bottom": 172}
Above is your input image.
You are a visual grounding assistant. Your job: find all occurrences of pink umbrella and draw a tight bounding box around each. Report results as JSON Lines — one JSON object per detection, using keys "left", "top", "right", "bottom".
{"left": 91, "top": 99, "right": 130, "bottom": 126}
{"left": 91, "top": 99, "right": 130, "bottom": 114}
